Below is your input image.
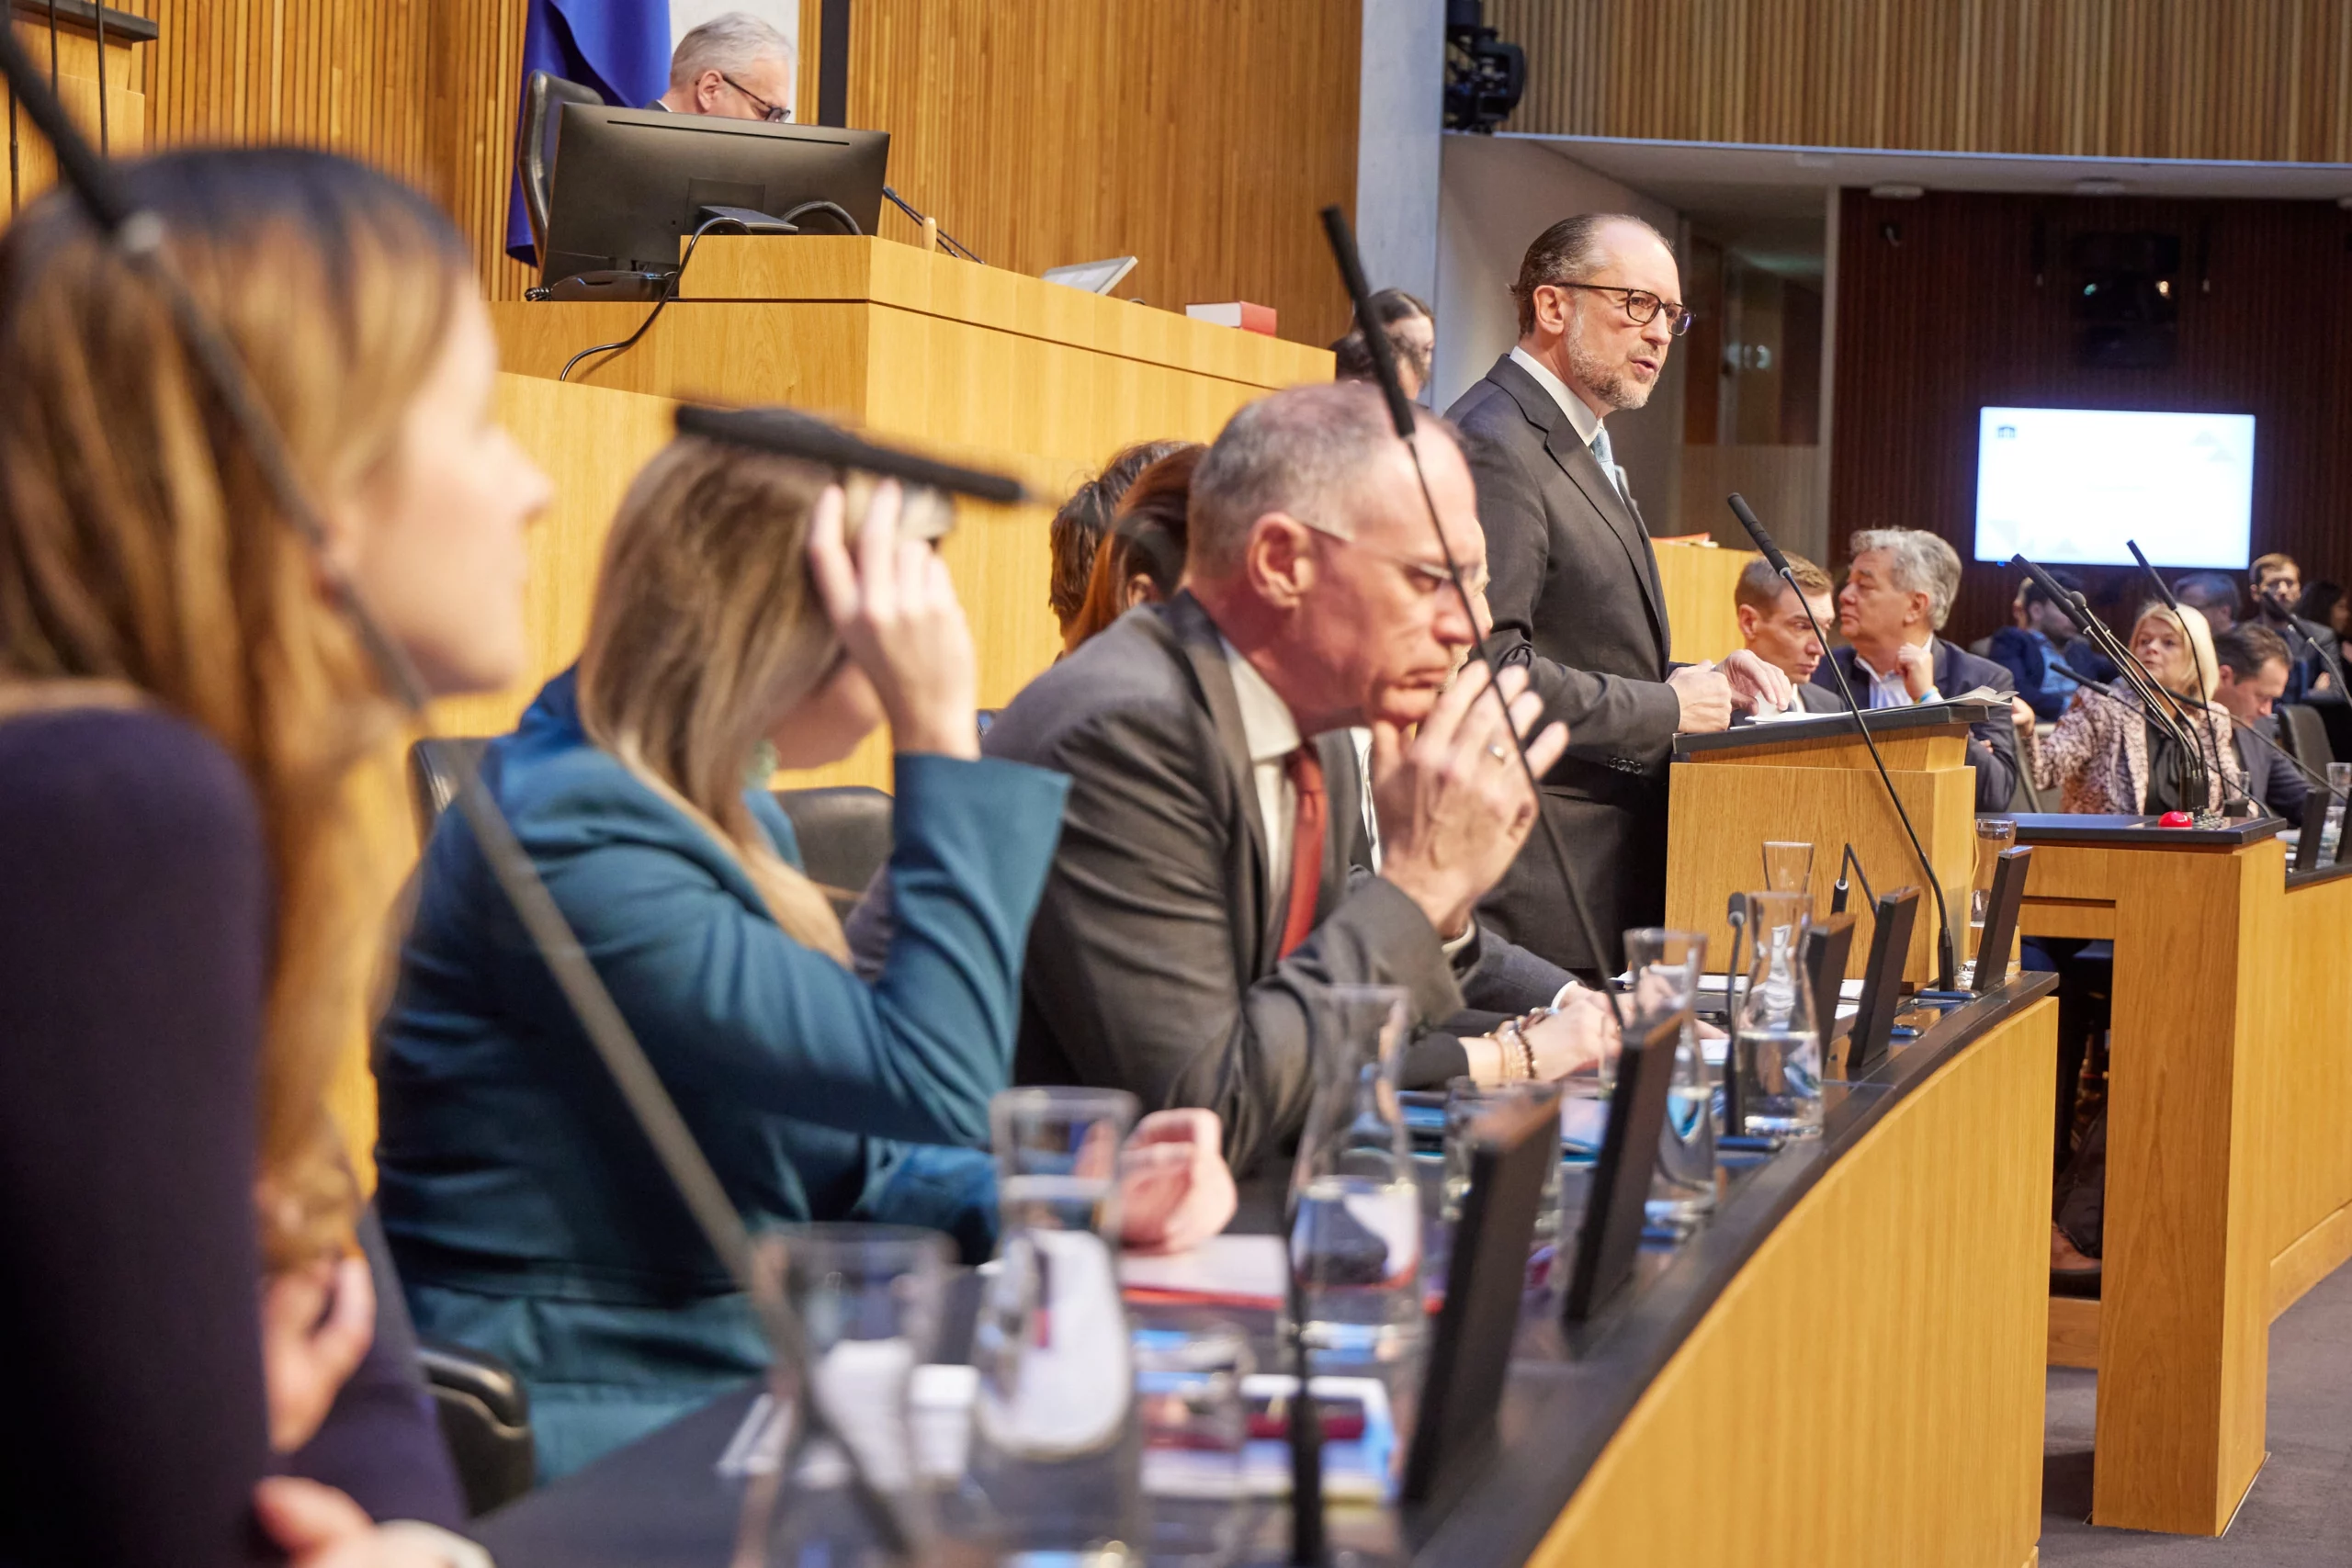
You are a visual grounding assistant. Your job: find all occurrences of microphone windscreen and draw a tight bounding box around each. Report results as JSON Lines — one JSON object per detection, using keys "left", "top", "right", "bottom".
{"left": 1725, "top": 493, "right": 1792, "bottom": 577}
{"left": 675, "top": 404, "right": 1027, "bottom": 505}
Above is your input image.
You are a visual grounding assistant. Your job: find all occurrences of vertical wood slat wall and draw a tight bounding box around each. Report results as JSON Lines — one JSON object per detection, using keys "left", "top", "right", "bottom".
{"left": 805, "top": 0, "right": 1364, "bottom": 345}
{"left": 1488, "top": 0, "right": 2352, "bottom": 163}
{"left": 75, "top": 1, "right": 1361, "bottom": 341}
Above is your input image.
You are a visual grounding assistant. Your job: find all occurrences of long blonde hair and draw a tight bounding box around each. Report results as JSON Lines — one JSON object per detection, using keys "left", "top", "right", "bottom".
{"left": 576, "top": 437, "right": 855, "bottom": 960}
{"left": 0, "top": 150, "right": 475, "bottom": 1271}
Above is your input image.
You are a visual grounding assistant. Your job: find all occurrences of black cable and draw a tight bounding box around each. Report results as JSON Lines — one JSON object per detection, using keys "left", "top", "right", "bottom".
{"left": 1731, "top": 496, "right": 1958, "bottom": 990}
{"left": 559, "top": 214, "right": 741, "bottom": 383}
{"left": 0, "top": 28, "right": 916, "bottom": 1556}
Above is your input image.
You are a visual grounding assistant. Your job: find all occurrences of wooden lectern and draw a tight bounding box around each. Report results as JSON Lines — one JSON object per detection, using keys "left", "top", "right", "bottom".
{"left": 1664, "top": 703, "right": 1994, "bottom": 984}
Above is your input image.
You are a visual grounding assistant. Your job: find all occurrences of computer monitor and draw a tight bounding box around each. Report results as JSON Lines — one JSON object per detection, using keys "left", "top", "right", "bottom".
{"left": 540, "top": 106, "right": 889, "bottom": 289}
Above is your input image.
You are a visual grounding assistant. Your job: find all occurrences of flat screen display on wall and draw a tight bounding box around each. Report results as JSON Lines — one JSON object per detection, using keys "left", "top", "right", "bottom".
{"left": 1972, "top": 407, "right": 2255, "bottom": 569}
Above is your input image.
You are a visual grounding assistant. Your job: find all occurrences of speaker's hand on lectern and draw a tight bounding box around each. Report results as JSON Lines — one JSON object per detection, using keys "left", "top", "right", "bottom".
{"left": 1718, "top": 649, "right": 1792, "bottom": 715}
{"left": 1668, "top": 663, "right": 1734, "bottom": 733}
{"left": 1373, "top": 662, "right": 1567, "bottom": 940}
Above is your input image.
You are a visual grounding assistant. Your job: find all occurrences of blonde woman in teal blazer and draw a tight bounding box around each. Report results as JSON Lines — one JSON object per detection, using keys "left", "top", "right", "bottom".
{"left": 375, "top": 444, "right": 1233, "bottom": 1480}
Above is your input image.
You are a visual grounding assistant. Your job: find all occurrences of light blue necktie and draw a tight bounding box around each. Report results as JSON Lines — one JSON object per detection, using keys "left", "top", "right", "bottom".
{"left": 1589, "top": 423, "right": 1629, "bottom": 504}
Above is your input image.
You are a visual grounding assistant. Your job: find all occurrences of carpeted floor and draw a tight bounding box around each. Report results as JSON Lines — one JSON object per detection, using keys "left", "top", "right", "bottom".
{"left": 2041, "top": 1263, "right": 2352, "bottom": 1563}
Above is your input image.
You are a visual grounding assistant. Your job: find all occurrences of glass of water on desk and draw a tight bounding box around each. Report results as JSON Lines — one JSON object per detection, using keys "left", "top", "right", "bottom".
{"left": 970, "top": 1086, "right": 1144, "bottom": 1566}
{"left": 2325, "top": 764, "right": 2351, "bottom": 860}
{"left": 1732, "top": 890, "right": 1823, "bottom": 1138}
{"left": 1962, "top": 818, "right": 2017, "bottom": 987}
{"left": 1624, "top": 928, "right": 1715, "bottom": 1228}
{"left": 1288, "top": 986, "right": 1423, "bottom": 1361}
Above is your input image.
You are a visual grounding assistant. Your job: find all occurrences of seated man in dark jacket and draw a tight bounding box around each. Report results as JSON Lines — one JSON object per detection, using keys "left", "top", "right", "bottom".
{"left": 1814, "top": 528, "right": 2024, "bottom": 813}
{"left": 1985, "top": 567, "right": 2111, "bottom": 723}
{"left": 978, "top": 384, "right": 1616, "bottom": 1176}
{"left": 2213, "top": 623, "right": 2310, "bottom": 821}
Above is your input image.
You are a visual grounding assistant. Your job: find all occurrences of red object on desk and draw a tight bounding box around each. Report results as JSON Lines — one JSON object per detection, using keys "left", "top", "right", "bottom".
{"left": 2158, "top": 810, "right": 2195, "bottom": 828}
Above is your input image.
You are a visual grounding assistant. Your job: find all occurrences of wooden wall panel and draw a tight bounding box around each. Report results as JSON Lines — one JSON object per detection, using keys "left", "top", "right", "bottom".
{"left": 1489, "top": 0, "right": 2352, "bottom": 163}
{"left": 824, "top": 0, "right": 1362, "bottom": 346}
{"left": 1828, "top": 187, "right": 2352, "bottom": 644}
{"left": 96, "top": 1, "right": 1356, "bottom": 327}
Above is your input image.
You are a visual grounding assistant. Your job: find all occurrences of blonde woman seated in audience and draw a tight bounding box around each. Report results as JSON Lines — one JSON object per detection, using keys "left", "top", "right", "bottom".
{"left": 2021, "top": 601, "right": 2243, "bottom": 815}
{"left": 0, "top": 148, "right": 551, "bottom": 1566}
{"left": 375, "top": 440, "right": 1237, "bottom": 1481}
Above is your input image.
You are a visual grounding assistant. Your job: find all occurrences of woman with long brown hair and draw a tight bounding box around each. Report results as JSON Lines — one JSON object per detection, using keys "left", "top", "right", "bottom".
{"left": 0, "top": 149, "right": 548, "bottom": 1564}
{"left": 375, "top": 437, "right": 1236, "bottom": 1481}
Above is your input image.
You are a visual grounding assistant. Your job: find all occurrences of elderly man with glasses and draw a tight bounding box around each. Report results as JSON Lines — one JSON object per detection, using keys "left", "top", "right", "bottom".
{"left": 652, "top": 12, "right": 796, "bottom": 122}
{"left": 1447, "top": 214, "right": 1788, "bottom": 976}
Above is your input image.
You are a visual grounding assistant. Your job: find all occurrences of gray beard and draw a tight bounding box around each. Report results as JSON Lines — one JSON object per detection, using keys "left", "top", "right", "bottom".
{"left": 1566, "top": 320, "right": 1653, "bottom": 412}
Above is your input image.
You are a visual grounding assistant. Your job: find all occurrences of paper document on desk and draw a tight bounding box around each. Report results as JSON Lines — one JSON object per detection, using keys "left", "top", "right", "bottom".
{"left": 1118, "top": 1233, "right": 1287, "bottom": 1310}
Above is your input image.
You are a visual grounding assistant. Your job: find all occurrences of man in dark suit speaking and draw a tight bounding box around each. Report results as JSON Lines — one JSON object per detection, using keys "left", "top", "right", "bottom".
{"left": 978, "top": 384, "right": 1613, "bottom": 1174}
{"left": 1448, "top": 215, "right": 1789, "bottom": 973}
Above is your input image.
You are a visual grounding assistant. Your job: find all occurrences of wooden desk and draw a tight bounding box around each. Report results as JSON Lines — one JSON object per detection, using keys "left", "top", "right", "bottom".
{"left": 2016, "top": 815, "right": 2352, "bottom": 1536}
{"left": 473, "top": 981, "right": 2058, "bottom": 1568}
{"left": 492, "top": 236, "right": 1330, "bottom": 790}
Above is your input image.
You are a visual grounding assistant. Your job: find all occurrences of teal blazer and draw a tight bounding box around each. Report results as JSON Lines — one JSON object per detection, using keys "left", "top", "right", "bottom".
{"left": 374, "top": 671, "right": 1068, "bottom": 1479}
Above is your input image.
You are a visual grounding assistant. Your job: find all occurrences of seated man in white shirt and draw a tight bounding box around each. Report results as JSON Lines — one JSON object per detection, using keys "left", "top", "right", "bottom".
{"left": 1813, "top": 527, "right": 2023, "bottom": 810}
{"left": 1733, "top": 552, "right": 1842, "bottom": 713}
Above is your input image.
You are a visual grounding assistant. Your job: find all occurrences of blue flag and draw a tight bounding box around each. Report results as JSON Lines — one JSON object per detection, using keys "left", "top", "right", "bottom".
{"left": 508, "top": 0, "right": 673, "bottom": 266}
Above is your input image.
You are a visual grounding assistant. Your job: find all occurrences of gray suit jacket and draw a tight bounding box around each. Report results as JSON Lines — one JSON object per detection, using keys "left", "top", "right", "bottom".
{"left": 975, "top": 592, "right": 1563, "bottom": 1175}
{"left": 1446, "top": 354, "right": 1684, "bottom": 970}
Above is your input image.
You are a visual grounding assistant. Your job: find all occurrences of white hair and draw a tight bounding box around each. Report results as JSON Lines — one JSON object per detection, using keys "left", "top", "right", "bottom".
{"left": 1849, "top": 527, "right": 1962, "bottom": 629}
{"left": 670, "top": 12, "right": 794, "bottom": 89}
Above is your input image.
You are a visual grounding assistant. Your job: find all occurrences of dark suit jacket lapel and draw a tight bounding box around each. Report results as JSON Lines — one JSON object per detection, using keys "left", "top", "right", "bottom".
{"left": 1487, "top": 356, "right": 1669, "bottom": 657}
{"left": 1160, "top": 592, "right": 1280, "bottom": 952}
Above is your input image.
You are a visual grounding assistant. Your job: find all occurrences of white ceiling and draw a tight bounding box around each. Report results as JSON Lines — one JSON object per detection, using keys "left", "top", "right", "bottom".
{"left": 1521, "top": 134, "right": 2352, "bottom": 210}
{"left": 1517, "top": 134, "right": 2352, "bottom": 284}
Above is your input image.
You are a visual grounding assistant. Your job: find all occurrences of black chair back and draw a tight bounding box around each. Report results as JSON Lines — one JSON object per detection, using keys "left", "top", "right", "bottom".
{"left": 2280, "top": 703, "right": 2335, "bottom": 772}
{"left": 773, "top": 785, "right": 894, "bottom": 917}
{"left": 516, "top": 72, "right": 606, "bottom": 270}
{"left": 406, "top": 737, "right": 492, "bottom": 844}
{"left": 418, "top": 1341, "right": 536, "bottom": 1516}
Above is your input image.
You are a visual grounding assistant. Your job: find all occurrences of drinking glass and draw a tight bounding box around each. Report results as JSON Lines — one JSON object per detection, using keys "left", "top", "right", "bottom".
{"left": 1761, "top": 840, "right": 1815, "bottom": 898}
{"left": 1624, "top": 928, "right": 1715, "bottom": 1229}
{"left": 1442, "top": 1076, "right": 1564, "bottom": 1251}
{"left": 1288, "top": 986, "right": 1423, "bottom": 1360}
{"left": 1962, "top": 818, "right": 2018, "bottom": 987}
{"left": 1134, "top": 1324, "right": 1253, "bottom": 1567}
{"left": 970, "top": 1086, "right": 1143, "bottom": 1566}
{"left": 744, "top": 1224, "right": 949, "bottom": 1568}
{"left": 1731, "top": 890, "right": 1824, "bottom": 1138}
{"left": 2325, "top": 763, "right": 2351, "bottom": 859}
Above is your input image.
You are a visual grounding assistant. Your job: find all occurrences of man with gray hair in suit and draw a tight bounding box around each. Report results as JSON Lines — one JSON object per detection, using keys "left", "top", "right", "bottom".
{"left": 1448, "top": 214, "right": 1790, "bottom": 975}
{"left": 653, "top": 12, "right": 796, "bottom": 122}
{"left": 975, "top": 382, "right": 1618, "bottom": 1174}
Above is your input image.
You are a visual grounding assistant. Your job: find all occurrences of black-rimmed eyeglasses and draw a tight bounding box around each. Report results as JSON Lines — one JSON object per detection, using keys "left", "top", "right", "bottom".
{"left": 721, "top": 73, "right": 792, "bottom": 123}
{"left": 1553, "top": 281, "right": 1694, "bottom": 336}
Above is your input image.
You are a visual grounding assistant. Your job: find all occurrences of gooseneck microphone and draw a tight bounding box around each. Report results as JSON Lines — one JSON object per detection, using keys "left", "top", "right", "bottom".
{"left": 2049, "top": 659, "right": 2347, "bottom": 810}
{"left": 881, "top": 184, "right": 982, "bottom": 264}
{"left": 2261, "top": 592, "right": 2352, "bottom": 699}
{"left": 1830, "top": 842, "right": 1876, "bottom": 919}
{"left": 2124, "top": 541, "right": 2246, "bottom": 814}
{"left": 1726, "top": 494, "right": 1957, "bottom": 990}
{"left": 2013, "top": 552, "right": 2212, "bottom": 818}
{"left": 0, "top": 28, "right": 921, "bottom": 1550}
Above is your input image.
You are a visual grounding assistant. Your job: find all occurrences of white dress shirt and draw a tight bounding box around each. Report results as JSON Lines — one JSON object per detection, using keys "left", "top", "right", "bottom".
{"left": 1508, "top": 345, "right": 1633, "bottom": 503}
{"left": 1222, "top": 639, "right": 1306, "bottom": 911}
{"left": 1852, "top": 643, "right": 1941, "bottom": 709}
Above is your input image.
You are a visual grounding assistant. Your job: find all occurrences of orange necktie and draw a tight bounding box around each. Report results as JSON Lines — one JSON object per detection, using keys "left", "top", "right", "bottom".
{"left": 1279, "top": 746, "right": 1327, "bottom": 958}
